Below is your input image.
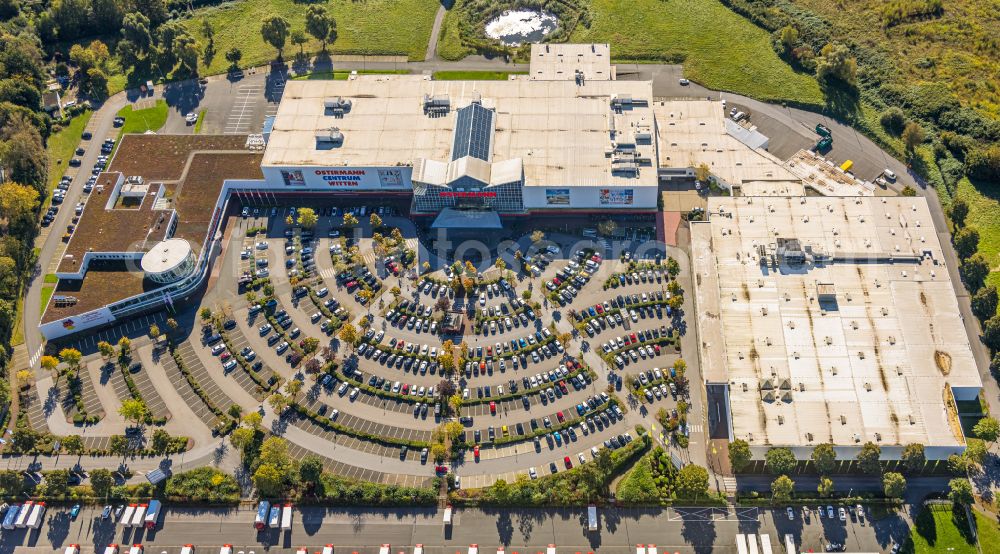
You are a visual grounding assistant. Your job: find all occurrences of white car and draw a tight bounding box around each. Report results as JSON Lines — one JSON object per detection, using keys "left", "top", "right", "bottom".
{"left": 883, "top": 168, "right": 897, "bottom": 181}
{"left": 679, "top": 78, "right": 690, "bottom": 85}
{"left": 786, "top": 507, "right": 794, "bottom": 520}
{"left": 529, "top": 467, "right": 537, "bottom": 479}
{"left": 479, "top": 292, "right": 486, "bottom": 306}
{"left": 185, "top": 112, "right": 198, "bottom": 124}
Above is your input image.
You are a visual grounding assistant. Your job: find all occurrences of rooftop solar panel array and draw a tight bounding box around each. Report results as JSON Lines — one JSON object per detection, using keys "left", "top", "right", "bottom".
{"left": 452, "top": 103, "right": 495, "bottom": 162}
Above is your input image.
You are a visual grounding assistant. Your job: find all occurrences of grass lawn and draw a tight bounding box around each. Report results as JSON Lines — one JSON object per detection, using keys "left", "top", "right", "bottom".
{"left": 193, "top": 110, "right": 206, "bottom": 133}
{"left": 10, "top": 294, "right": 23, "bottom": 347}
{"left": 116, "top": 100, "right": 169, "bottom": 134}
{"left": 46, "top": 110, "right": 93, "bottom": 197}
{"left": 43, "top": 274, "right": 57, "bottom": 284}
{"left": 433, "top": 71, "right": 527, "bottom": 80}
{"left": 907, "top": 503, "right": 977, "bottom": 554}
{"left": 292, "top": 70, "right": 410, "bottom": 81}
{"left": 39, "top": 286, "right": 54, "bottom": 317}
{"left": 184, "top": 0, "right": 438, "bottom": 75}
{"left": 952, "top": 177, "right": 1000, "bottom": 290}
{"left": 569, "top": 0, "right": 823, "bottom": 106}
{"left": 974, "top": 509, "right": 1000, "bottom": 549}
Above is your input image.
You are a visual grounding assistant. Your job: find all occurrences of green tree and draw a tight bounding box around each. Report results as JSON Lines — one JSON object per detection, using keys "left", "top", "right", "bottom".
{"left": 771, "top": 475, "right": 794, "bottom": 502}
{"left": 811, "top": 443, "right": 837, "bottom": 474}
{"left": 290, "top": 29, "right": 307, "bottom": 56}
{"left": 879, "top": 107, "right": 907, "bottom": 135}
{"left": 778, "top": 25, "right": 799, "bottom": 52}
{"left": 151, "top": 429, "right": 171, "bottom": 453}
{"left": 973, "top": 417, "right": 1000, "bottom": 444}
{"left": 950, "top": 198, "right": 969, "bottom": 227}
{"left": 259, "top": 436, "right": 292, "bottom": 475}
{"left": 297, "top": 207, "right": 318, "bottom": 228}
{"left": 90, "top": 468, "right": 114, "bottom": 498}
{"left": 61, "top": 434, "right": 84, "bottom": 455}
{"left": 253, "top": 463, "right": 285, "bottom": 496}
{"left": 39, "top": 355, "right": 58, "bottom": 375}
{"left": 369, "top": 213, "right": 382, "bottom": 228}
{"left": 0, "top": 182, "right": 38, "bottom": 225}
{"left": 902, "top": 122, "right": 925, "bottom": 154}
{"left": 816, "top": 42, "right": 857, "bottom": 87}
{"left": 305, "top": 5, "right": 336, "bottom": 50}
{"left": 0, "top": 470, "right": 23, "bottom": 497}
{"left": 857, "top": 442, "right": 882, "bottom": 475}
{"left": 229, "top": 427, "right": 256, "bottom": 455}
{"left": 338, "top": 322, "right": 358, "bottom": 346}
{"left": 960, "top": 254, "right": 990, "bottom": 292}
{"left": 118, "top": 398, "right": 149, "bottom": 427}
{"left": 299, "top": 454, "right": 324, "bottom": 491}
{"left": 983, "top": 314, "right": 1000, "bottom": 351}
{"left": 971, "top": 285, "right": 998, "bottom": 321}
{"left": 343, "top": 212, "right": 358, "bottom": 227}
{"left": 948, "top": 478, "right": 973, "bottom": 506}
{"left": 817, "top": 475, "right": 834, "bottom": 497}
{"left": 59, "top": 347, "right": 82, "bottom": 371}
{"left": 882, "top": 472, "right": 906, "bottom": 498}
{"left": 199, "top": 307, "right": 212, "bottom": 322}
{"left": 765, "top": 447, "right": 797, "bottom": 475}
{"left": 901, "top": 443, "right": 926, "bottom": 474}
{"left": 953, "top": 226, "right": 980, "bottom": 259}
{"left": 675, "top": 464, "right": 709, "bottom": 499}
{"left": 729, "top": 438, "right": 752, "bottom": 472}
{"left": 44, "top": 469, "right": 70, "bottom": 497}
{"left": 260, "top": 15, "right": 290, "bottom": 59}
{"left": 225, "top": 47, "right": 242, "bottom": 71}
{"left": 109, "top": 435, "right": 130, "bottom": 457}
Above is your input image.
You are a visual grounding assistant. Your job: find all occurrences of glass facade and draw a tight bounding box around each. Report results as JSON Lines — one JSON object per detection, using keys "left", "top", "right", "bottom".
{"left": 413, "top": 178, "right": 523, "bottom": 213}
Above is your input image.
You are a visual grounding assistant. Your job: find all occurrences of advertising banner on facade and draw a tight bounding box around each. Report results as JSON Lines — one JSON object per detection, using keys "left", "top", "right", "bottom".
{"left": 599, "top": 188, "right": 634, "bottom": 205}
{"left": 378, "top": 169, "right": 405, "bottom": 187}
{"left": 545, "top": 188, "right": 570, "bottom": 205}
{"left": 281, "top": 170, "right": 305, "bottom": 186}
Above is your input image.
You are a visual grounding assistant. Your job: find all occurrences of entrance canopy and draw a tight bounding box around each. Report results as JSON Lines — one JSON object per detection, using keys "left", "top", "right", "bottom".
{"left": 431, "top": 208, "right": 503, "bottom": 229}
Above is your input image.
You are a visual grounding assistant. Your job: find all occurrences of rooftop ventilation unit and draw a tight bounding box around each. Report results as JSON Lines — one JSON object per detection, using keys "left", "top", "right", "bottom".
{"left": 423, "top": 94, "right": 450, "bottom": 116}
{"left": 315, "top": 128, "right": 344, "bottom": 145}
{"left": 324, "top": 97, "right": 353, "bottom": 116}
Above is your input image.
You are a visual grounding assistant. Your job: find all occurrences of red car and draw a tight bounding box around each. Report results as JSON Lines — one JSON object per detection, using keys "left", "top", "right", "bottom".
{"left": 473, "top": 445, "right": 480, "bottom": 460}
{"left": 220, "top": 352, "right": 231, "bottom": 361}
{"left": 556, "top": 411, "right": 565, "bottom": 422}
{"left": 402, "top": 384, "right": 410, "bottom": 394}
{"left": 434, "top": 465, "right": 448, "bottom": 474}
{"left": 490, "top": 401, "right": 496, "bottom": 415}
{"left": 595, "top": 304, "right": 604, "bottom": 314}
{"left": 654, "top": 344, "right": 661, "bottom": 355}
{"left": 630, "top": 333, "right": 637, "bottom": 343}
{"left": 564, "top": 456, "right": 573, "bottom": 469}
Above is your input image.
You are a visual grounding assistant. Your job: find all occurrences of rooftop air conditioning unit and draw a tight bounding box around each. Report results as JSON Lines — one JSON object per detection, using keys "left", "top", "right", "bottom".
{"left": 315, "top": 128, "right": 344, "bottom": 144}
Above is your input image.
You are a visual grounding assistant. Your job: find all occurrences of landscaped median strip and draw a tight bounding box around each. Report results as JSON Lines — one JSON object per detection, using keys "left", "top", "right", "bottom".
{"left": 461, "top": 364, "right": 597, "bottom": 407}
{"left": 291, "top": 403, "right": 432, "bottom": 450}
{"left": 484, "top": 395, "right": 623, "bottom": 448}
{"left": 169, "top": 344, "right": 236, "bottom": 435}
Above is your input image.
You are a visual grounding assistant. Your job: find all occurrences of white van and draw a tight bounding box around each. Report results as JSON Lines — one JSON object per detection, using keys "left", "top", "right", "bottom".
{"left": 280, "top": 504, "right": 292, "bottom": 530}
{"left": 443, "top": 505, "right": 452, "bottom": 526}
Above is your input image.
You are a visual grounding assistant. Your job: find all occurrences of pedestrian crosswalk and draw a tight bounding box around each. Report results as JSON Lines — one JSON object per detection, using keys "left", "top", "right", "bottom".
{"left": 27, "top": 345, "right": 42, "bottom": 368}
{"left": 687, "top": 423, "right": 703, "bottom": 433}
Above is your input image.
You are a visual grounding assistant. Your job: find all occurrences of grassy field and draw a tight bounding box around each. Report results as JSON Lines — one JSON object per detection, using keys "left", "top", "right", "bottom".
{"left": 39, "top": 286, "right": 54, "bottom": 317}
{"left": 184, "top": 0, "right": 438, "bottom": 75}
{"left": 433, "top": 71, "right": 527, "bottom": 80}
{"left": 117, "top": 100, "right": 169, "bottom": 134}
{"left": 907, "top": 503, "right": 977, "bottom": 554}
{"left": 291, "top": 70, "right": 410, "bottom": 81}
{"left": 974, "top": 509, "right": 1000, "bottom": 549}
{"left": 952, "top": 177, "right": 1000, "bottom": 289}
{"left": 571, "top": 0, "right": 823, "bottom": 105}
{"left": 437, "top": 0, "right": 823, "bottom": 106}
{"left": 46, "top": 110, "right": 93, "bottom": 197}
{"left": 790, "top": 0, "right": 1000, "bottom": 121}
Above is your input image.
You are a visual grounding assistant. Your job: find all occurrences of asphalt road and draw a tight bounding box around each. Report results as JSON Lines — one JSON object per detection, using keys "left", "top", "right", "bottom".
{"left": 0, "top": 505, "right": 899, "bottom": 554}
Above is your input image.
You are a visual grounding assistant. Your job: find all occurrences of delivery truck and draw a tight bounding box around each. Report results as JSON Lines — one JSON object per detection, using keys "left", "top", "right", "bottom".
{"left": 442, "top": 505, "right": 452, "bottom": 526}
{"left": 130, "top": 505, "right": 147, "bottom": 528}
{"left": 647, "top": 545, "right": 657, "bottom": 554}
{"left": 144, "top": 500, "right": 161, "bottom": 529}
{"left": 379, "top": 544, "right": 391, "bottom": 554}
{"left": 321, "top": 545, "right": 334, "bottom": 554}
{"left": 2, "top": 504, "right": 19, "bottom": 529}
{"left": 121, "top": 505, "right": 136, "bottom": 527}
{"left": 219, "top": 545, "right": 232, "bottom": 554}
{"left": 14, "top": 501, "right": 32, "bottom": 528}
{"left": 104, "top": 545, "right": 119, "bottom": 554}
{"left": 281, "top": 504, "right": 292, "bottom": 531}
{"left": 268, "top": 506, "right": 280, "bottom": 528}
{"left": 254, "top": 501, "right": 270, "bottom": 530}
{"left": 636, "top": 545, "right": 646, "bottom": 554}
{"left": 587, "top": 505, "right": 598, "bottom": 532}
{"left": 64, "top": 544, "right": 80, "bottom": 554}
{"left": 546, "top": 545, "right": 556, "bottom": 554}
{"left": 469, "top": 545, "right": 478, "bottom": 554}
{"left": 180, "top": 545, "right": 194, "bottom": 554}
{"left": 128, "top": 544, "right": 143, "bottom": 554}
{"left": 26, "top": 502, "right": 46, "bottom": 530}
{"left": 413, "top": 545, "right": 423, "bottom": 554}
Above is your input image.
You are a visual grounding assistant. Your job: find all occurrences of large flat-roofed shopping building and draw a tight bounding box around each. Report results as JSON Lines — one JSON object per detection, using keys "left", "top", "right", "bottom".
{"left": 261, "top": 44, "right": 660, "bottom": 224}
{"left": 691, "top": 196, "right": 982, "bottom": 460}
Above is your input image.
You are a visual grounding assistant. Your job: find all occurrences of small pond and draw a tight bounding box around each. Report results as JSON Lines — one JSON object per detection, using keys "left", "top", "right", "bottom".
{"left": 485, "top": 9, "right": 559, "bottom": 46}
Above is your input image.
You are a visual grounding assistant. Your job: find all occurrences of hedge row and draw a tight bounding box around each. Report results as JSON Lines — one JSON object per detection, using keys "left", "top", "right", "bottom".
{"left": 461, "top": 365, "right": 596, "bottom": 407}
{"left": 291, "top": 404, "right": 431, "bottom": 450}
